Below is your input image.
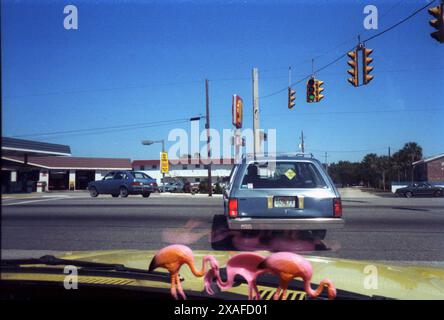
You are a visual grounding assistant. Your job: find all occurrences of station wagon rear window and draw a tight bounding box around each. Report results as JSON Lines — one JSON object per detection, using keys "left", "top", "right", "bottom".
{"left": 241, "top": 162, "right": 327, "bottom": 189}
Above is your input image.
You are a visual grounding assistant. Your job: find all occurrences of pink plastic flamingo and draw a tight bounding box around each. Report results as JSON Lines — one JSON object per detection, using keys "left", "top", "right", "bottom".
{"left": 204, "top": 252, "right": 266, "bottom": 300}
{"left": 148, "top": 244, "right": 218, "bottom": 300}
{"left": 257, "top": 252, "right": 337, "bottom": 300}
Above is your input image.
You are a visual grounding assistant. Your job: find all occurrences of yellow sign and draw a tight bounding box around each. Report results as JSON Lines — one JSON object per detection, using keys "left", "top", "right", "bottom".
{"left": 284, "top": 169, "right": 296, "bottom": 180}
{"left": 160, "top": 152, "right": 169, "bottom": 173}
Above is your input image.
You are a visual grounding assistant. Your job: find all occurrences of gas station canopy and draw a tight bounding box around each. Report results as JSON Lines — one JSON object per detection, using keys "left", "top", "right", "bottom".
{"left": 2, "top": 137, "right": 71, "bottom": 158}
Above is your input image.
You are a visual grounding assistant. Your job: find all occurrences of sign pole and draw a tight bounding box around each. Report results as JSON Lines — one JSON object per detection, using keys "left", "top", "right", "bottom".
{"left": 205, "top": 79, "right": 212, "bottom": 197}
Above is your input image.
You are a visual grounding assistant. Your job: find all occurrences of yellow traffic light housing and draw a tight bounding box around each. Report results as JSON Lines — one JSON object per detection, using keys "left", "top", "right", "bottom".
{"left": 347, "top": 50, "right": 359, "bottom": 87}
{"left": 362, "top": 47, "right": 374, "bottom": 85}
{"left": 428, "top": 4, "right": 444, "bottom": 43}
{"left": 288, "top": 87, "right": 296, "bottom": 109}
{"left": 306, "top": 78, "right": 316, "bottom": 103}
{"left": 315, "top": 80, "right": 324, "bottom": 102}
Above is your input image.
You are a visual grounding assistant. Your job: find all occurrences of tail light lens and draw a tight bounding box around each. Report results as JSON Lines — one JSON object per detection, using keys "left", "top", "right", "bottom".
{"left": 228, "top": 198, "right": 238, "bottom": 218}
{"left": 333, "top": 198, "right": 342, "bottom": 217}
{"left": 132, "top": 181, "right": 141, "bottom": 186}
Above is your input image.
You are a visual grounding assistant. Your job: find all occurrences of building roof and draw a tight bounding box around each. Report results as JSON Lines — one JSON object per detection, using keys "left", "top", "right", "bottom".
{"left": 412, "top": 153, "right": 444, "bottom": 166}
{"left": 133, "top": 158, "right": 235, "bottom": 167}
{"left": 3, "top": 156, "right": 132, "bottom": 170}
{"left": 2, "top": 137, "right": 71, "bottom": 157}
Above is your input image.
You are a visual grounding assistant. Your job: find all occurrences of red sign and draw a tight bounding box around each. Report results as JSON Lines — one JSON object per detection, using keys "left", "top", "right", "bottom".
{"left": 232, "top": 94, "right": 243, "bottom": 129}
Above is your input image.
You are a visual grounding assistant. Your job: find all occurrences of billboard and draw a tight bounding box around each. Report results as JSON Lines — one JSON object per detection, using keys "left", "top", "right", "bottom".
{"left": 232, "top": 94, "right": 243, "bottom": 129}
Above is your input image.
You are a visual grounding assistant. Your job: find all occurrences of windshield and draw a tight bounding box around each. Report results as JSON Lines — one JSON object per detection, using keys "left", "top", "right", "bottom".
{"left": 2, "top": 0, "right": 444, "bottom": 302}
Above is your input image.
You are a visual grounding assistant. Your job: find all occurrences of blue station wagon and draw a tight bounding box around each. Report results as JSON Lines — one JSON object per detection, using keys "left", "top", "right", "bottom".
{"left": 223, "top": 154, "right": 344, "bottom": 238}
{"left": 88, "top": 171, "right": 158, "bottom": 198}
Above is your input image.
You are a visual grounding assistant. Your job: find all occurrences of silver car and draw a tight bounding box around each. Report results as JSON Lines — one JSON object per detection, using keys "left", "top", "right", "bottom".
{"left": 223, "top": 154, "right": 344, "bottom": 238}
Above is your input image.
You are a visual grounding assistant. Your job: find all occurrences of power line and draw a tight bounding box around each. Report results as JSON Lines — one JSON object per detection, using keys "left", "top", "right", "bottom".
{"left": 362, "top": 0, "right": 438, "bottom": 43}
{"left": 260, "top": 0, "right": 439, "bottom": 100}
{"left": 11, "top": 117, "right": 192, "bottom": 139}
{"left": 209, "top": 107, "right": 441, "bottom": 119}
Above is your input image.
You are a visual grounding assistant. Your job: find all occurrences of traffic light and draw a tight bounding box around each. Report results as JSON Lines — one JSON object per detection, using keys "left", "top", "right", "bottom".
{"left": 288, "top": 87, "right": 296, "bottom": 109}
{"left": 347, "top": 50, "right": 359, "bottom": 87}
{"left": 428, "top": 3, "right": 444, "bottom": 43}
{"left": 314, "top": 79, "right": 324, "bottom": 102}
{"left": 306, "top": 78, "right": 316, "bottom": 103}
{"left": 362, "top": 47, "right": 374, "bottom": 85}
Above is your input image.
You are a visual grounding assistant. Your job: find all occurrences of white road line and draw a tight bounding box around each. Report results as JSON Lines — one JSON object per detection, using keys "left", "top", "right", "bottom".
{"left": 2, "top": 197, "right": 67, "bottom": 206}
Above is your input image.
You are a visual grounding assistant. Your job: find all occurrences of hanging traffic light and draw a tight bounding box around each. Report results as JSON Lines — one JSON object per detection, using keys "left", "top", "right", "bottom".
{"left": 347, "top": 49, "right": 359, "bottom": 87}
{"left": 314, "top": 79, "right": 324, "bottom": 102}
{"left": 362, "top": 47, "right": 374, "bottom": 85}
{"left": 288, "top": 87, "right": 296, "bottom": 109}
{"left": 306, "top": 78, "right": 316, "bottom": 103}
{"left": 428, "top": 3, "right": 444, "bottom": 43}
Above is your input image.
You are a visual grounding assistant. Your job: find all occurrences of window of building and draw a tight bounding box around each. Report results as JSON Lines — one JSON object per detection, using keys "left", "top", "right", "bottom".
{"left": 183, "top": 165, "right": 188, "bottom": 170}
{"left": 195, "top": 164, "right": 200, "bottom": 169}
{"left": 140, "top": 165, "right": 145, "bottom": 170}
{"left": 204, "top": 165, "right": 209, "bottom": 170}
{"left": 195, "top": 178, "right": 200, "bottom": 182}
{"left": 152, "top": 165, "right": 157, "bottom": 169}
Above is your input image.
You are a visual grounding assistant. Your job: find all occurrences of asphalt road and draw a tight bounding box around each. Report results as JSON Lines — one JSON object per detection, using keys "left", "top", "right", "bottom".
{"left": 2, "top": 192, "right": 444, "bottom": 266}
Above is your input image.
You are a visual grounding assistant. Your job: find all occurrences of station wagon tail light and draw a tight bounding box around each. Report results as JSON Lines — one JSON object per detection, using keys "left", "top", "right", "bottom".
{"left": 333, "top": 198, "right": 342, "bottom": 217}
{"left": 228, "top": 198, "right": 238, "bottom": 218}
{"left": 132, "top": 182, "right": 141, "bottom": 186}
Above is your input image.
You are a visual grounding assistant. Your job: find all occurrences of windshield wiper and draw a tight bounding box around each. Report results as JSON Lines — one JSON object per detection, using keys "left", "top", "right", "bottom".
{"left": 1, "top": 255, "right": 172, "bottom": 283}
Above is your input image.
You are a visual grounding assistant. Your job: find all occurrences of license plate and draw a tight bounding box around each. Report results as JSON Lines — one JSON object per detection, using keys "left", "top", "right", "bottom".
{"left": 273, "top": 196, "right": 297, "bottom": 208}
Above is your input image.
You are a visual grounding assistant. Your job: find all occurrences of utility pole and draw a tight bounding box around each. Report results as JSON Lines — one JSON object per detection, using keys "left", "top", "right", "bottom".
{"left": 300, "top": 131, "right": 305, "bottom": 153}
{"left": 252, "top": 68, "right": 260, "bottom": 158}
{"left": 324, "top": 152, "right": 328, "bottom": 172}
{"left": 205, "top": 79, "right": 212, "bottom": 197}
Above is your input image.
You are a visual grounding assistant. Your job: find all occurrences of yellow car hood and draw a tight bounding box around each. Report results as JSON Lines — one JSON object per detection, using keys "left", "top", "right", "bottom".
{"left": 2, "top": 250, "right": 444, "bottom": 299}
{"left": 40, "top": 249, "right": 444, "bottom": 300}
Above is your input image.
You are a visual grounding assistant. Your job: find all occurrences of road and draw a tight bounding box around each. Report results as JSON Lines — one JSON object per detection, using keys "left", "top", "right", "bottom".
{"left": 2, "top": 190, "right": 444, "bottom": 266}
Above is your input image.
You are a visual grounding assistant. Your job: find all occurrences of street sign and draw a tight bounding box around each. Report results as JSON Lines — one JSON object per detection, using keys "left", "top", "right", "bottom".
{"left": 232, "top": 94, "right": 243, "bottom": 129}
{"left": 160, "top": 152, "right": 169, "bottom": 173}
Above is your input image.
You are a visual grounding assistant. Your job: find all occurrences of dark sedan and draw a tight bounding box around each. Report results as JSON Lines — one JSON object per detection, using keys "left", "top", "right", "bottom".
{"left": 88, "top": 171, "right": 158, "bottom": 198}
{"left": 395, "top": 182, "right": 444, "bottom": 198}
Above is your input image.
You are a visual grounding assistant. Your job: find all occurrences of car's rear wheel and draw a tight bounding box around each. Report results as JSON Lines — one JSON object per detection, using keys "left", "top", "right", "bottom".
{"left": 434, "top": 190, "right": 443, "bottom": 197}
{"left": 89, "top": 187, "right": 98, "bottom": 198}
{"left": 120, "top": 187, "right": 129, "bottom": 198}
{"left": 142, "top": 192, "right": 150, "bottom": 198}
{"left": 405, "top": 191, "right": 413, "bottom": 198}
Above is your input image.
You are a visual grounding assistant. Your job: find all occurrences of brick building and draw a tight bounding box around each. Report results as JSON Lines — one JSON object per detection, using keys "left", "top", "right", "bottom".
{"left": 413, "top": 153, "right": 444, "bottom": 182}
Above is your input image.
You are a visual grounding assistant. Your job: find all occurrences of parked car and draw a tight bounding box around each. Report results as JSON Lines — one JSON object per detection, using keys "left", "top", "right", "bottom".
{"left": 88, "top": 171, "right": 158, "bottom": 198}
{"left": 222, "top": 154, "right": 344, "bottom": 239}
{"left": 395, "top": 182, "right": 444, "bottom": 198}
{"left": 164, "top": 181, "right": 184, "bottom": 193}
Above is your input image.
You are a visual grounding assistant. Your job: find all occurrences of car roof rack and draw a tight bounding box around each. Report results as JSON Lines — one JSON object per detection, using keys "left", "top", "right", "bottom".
{"left": 241, "top": 152, "right": 314, "bottom": 158}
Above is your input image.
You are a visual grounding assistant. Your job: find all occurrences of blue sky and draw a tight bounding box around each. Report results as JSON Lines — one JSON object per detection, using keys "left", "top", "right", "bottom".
{"left": 2, "top": 0, "right": 443, "bottom": 162}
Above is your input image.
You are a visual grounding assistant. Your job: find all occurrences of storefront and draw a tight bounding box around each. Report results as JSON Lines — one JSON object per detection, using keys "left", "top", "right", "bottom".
{"left": 2, "top": 137, "right": 132, "bottom": 192}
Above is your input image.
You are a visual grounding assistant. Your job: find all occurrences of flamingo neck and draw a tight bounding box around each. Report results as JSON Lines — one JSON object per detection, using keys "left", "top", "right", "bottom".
{"left": 304, "top": 278, "right": 327, "bottom": 299}
{"left": 214, "top": 269, "right": 232, "bottom": 289}
{"left": 187, "top": 256, "right": 208, "bottom": 277}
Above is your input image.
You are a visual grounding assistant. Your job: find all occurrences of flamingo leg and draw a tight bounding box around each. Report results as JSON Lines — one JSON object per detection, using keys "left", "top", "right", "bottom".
{"left": 252, "top": 281, "right": 261, "bottom": 300}
{"left": 170, "top": 273, "right": 178, "bottom": 300}
{"left": 273, "top": 287, "right": 282, "bottom": 300}
{"left": 281, "top": 282, "right": 289, "bottom": 300}
{"left": 176, "top": 273, "right": 187, "bottom": 300}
